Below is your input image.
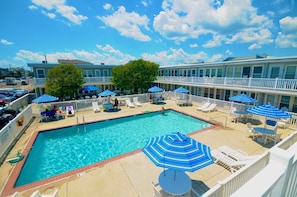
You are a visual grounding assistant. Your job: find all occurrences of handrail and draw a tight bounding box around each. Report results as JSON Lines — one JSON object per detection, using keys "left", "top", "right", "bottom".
{"left": 209, "top": 115, "right": 227, "bottom": 127}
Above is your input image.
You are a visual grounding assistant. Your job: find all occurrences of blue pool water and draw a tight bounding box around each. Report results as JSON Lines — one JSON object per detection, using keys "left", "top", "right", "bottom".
{"left": 15, "top": 110, "right": 212, "bottom": 187}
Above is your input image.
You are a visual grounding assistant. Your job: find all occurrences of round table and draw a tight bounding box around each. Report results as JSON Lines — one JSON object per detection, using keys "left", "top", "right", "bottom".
{"left": 158, "top": 169, "right": 191, "bottom": 196}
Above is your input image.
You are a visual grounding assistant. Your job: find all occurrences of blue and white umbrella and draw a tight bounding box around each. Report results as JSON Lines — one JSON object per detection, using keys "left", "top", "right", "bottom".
{"left": 173, "top": 87, "right": 189, "bottom": 94}
{"left": 247, "top": 104, "right": 291, "bottom": 119}
{"left": 32, "top": 94, "right": 59, "bottom": 103}
{"left": 229, "top": 93, "right": 258, "bottom": 103}
{"left": 148, "top": 86, "right": 163, "bottom": 93}
{"left": 142, "top": 132, "right": 214, "bottom": 172}
{"left": 98, "top": 89, "right": 116, "bottom": 97}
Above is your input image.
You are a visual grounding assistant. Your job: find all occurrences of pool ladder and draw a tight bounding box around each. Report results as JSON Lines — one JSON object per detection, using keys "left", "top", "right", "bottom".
{"left": 77, "top": 116, "right": 87, "bottom": 133}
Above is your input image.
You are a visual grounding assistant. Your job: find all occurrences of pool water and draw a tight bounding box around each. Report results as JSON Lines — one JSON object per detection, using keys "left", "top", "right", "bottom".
{"left": 15, "top": 110, "right": 212, "bottom": 187}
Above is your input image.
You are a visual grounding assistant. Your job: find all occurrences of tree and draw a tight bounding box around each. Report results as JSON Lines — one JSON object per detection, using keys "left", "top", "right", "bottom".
{"left": 111, "top": 59, "right": 159, "bottom": 93}
{"left": 45, "top": 64, "right": 84, "bottom": 100}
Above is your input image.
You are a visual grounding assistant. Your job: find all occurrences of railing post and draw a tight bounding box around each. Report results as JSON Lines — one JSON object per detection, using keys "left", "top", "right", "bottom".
{"left": 274, "top": 78, "right": 278, "bottom": 89}
{"left": 248, "top": 77, "right": 252, "bottom": 87}
{"left": 224, "top": 77, "right": 227, "bottom": 85}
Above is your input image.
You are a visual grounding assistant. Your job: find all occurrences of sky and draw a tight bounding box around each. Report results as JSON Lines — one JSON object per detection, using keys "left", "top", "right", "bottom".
{"left": 1, "top": 0, "right": 297, "bottom": 70}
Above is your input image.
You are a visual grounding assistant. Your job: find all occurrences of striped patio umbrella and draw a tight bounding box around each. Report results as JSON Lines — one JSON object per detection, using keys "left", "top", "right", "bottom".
{"left": 142, "top": 132, "right": 214, "bottom": 172}
{"left": 247, "top": 104, "right": 291, "bottom": 119}
{"left": 148, "top": 86, "right": 163, "bottom": 93}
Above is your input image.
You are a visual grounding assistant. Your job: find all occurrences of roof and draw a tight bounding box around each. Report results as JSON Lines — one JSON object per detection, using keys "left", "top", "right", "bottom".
{"left": 58, "top": 59, "right": 93, "bottom": 65}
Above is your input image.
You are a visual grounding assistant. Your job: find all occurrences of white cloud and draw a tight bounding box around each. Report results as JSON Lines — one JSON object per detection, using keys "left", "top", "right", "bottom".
{"left": 225, "top": 50, "right": 233, "bottom": 56}
{"left": 1, "top": 39, "right": 14, "bottom": 45}
{"left": 103, "top": 3, "right": 112, "bottom": 10}
{"left": 28, "top": 5, "right": 38, "bottom": 10}
{"left": 153, "top": 0, "right": 273, "bottom": 47}
{"left": 42, "top": 10, "right": 56, "bottom": 19}
{"left": 97, "top": 6, "right": 151, "bottom": 41}
{"left": 31, "top": 0, "right": 87, "bottom": 25}
{"left": 275, "top": 16, "right": 297, "bottom": 48}
{"left": 189, "top": 43, "right": 198, "bottom": 48}
{"left": 248, "top": 43, "right": 262, "bottom": 50}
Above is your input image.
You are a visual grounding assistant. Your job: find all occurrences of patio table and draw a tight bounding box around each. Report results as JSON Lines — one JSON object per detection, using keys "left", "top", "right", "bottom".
{"left": 234, "top": 111, "right": 248, "bottom": 123}
{"left": 253, "top": 127, "right": 275, "bottom": 144}
{"left": 158, "top": 169, "right": 191, "bottom": 196}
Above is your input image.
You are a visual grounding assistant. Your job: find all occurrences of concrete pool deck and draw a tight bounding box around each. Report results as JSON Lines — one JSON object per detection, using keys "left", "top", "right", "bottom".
{"left": 0, "top": 100, "right": 294, "bottom": 197}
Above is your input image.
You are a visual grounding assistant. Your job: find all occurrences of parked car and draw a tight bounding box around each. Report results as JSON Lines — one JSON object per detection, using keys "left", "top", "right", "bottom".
{"left": 0, "top": 94, "right": 15, "bottom": 103}
{"left": 9, "top": 89, "right": 28, "bottom": 98}
{"left": 21, "top": 80, "right": 28, "bottom": 85}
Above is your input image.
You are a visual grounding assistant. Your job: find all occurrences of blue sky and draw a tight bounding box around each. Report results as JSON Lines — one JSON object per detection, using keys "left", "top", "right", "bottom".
{"left": 1, "top": 0, "right": 297, "bottom": 70}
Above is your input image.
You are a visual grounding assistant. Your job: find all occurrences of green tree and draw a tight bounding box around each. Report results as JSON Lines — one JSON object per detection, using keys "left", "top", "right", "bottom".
{"left": 45, "top": 64, "right": 84, "bottom": 99}
{"left": 112, "top": 59, "right": 159, "bottom": 93}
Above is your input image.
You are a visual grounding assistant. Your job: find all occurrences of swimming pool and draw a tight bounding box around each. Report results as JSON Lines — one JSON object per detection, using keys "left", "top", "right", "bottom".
{"left": 15, "top": 109, "right": 213, "bottom": 187}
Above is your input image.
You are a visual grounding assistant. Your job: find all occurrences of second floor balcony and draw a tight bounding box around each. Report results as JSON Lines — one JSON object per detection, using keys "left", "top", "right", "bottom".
{"left": 33, "top": 76, "right": 297, "bottom": 96}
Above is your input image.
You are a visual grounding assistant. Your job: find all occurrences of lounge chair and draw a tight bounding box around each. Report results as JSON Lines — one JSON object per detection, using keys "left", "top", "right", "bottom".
{"left": 217, "top": 145, "right": 259, "bottom": 161}
{"left": 30, "top": 189, "right": 59, "bottom": 197}
{"left": 133, "top": 97, "right": 142, "bottom": 107}
{"left": 201, "top": 103, "right": 216, "bottom": 113}
{"left": 211, "top": 149, "right": 251, "bottom": 173}
{"left": 196, "top": 102, "right": 210, "bottom": 111}
{"left": 125, "top": 99, "right": 135, "bottom": 108}
{"left": 92, "top": 101, "right": 100, "bottom": 113}
{"left": 66, "top": 106, "right": 75, "bottom": 117}
{"left": 266, "top": 133, "right": 282, "bottom": 145}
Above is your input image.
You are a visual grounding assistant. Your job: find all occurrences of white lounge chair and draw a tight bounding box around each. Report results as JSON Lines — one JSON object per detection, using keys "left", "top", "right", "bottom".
{"left": 201, "top": 103, "right": 216, "bottom": 112}
{"left": 246, "top": 123, "right": 257, "bottom": 138}
{"left": 30, "top": 189, "right": 59, "bottom": 197}
{"left": 126, "top": 99, "right": 135, "bottom": 108}
{"left": 66, "top": 106, "right": 75, "bottom": 117}
{"left": 211, "top": 149, "right": 251, "bottom": 173}
{"left": 196, "top": 102, "right": 210, "bottom": 111}
{"left": 133, "top": 97, "right": 142, "bottom": 107}
{"left": 92, "top": 102, "right": 100, "bottom": 113}
{"left": 218, "top": 145, "right": 259, "bottom": 161}
{"left": 277, "top": 118, "right": 290, "bottom": 129}
{"left": 152, "top": 182, "right": 169, "bottom": 197}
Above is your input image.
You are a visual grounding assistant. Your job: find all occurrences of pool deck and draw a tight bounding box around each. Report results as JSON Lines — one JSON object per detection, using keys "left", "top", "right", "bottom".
{"left": 0, "top": 100, "right": 294, "bottom": 197}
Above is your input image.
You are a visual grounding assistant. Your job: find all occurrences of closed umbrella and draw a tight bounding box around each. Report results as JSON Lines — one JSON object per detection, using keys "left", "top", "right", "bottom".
{"left": 173, "top": 87, "right": 189, "bottom": 94}
{"left": 148, "top": 86, "right": 163, "bottom": 93}
{"left": 32, "top": 94, "right": 59, "bottom": 103}
{"left": 98, "top": 89, "right": 116, "bottom": 97}
{"left": 229, "top": 93, "right": 258, "bottom": 103}
{"left": 142, "top": 132, "right": 214, "bottom": 172}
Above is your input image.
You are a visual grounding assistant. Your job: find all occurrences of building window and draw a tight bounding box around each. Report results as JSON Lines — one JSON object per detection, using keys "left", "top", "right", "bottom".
{"left": 280, "top": 95, "right": 290, "bottom": 110}
{"left": 292, "top": 97, "right": 297, "bottom": 113}
{"left": 211, "top": 69, "right": 216, "bottom": 77}
{"left": 226, "top": 67, "right": 233, "bottom": 77}
{"left": 95, "top": 70, "right": 101, "bottom": 77}
{"left": 103, "top": 70, "right": 109, "bottom": 76}
{"left": 225, "top": 90, "right": 230, "bottom": 101}
{"left": 285, "top": 66, "right": 296, "bottom": 79}
{"left": 252, "top": 66, "right": 262, "bottom": 78}
{"left": 199, "top": 70, "right": 203, "bottom": 77}
{"left": 234, "top": 67, "right": 241, "bottom": 77}
{"left": 192, "top": 69, "right": 196, "bottom": 76}
{"left": 267, "top": 95, "right": 276, "bottom": 106}
{"left": 36, "top": 69, "right": 45, "bottom": 78}
{"left": 205, "top": 69, "right": 210, "bottom": 77}
{"left": 217, "top": 68, "right": 223, "bottom": 77}
{"left": 270, "top": 67, "right": 280, "bottom": 78}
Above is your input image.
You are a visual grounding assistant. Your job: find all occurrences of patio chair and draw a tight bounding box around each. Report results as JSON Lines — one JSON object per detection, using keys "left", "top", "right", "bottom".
{"left": 132, "top": 97, "right": 142, "bottom": 107}
{"left": 211, "top": 149, "right": 251, "bottom": 173}
{"left": 125, "top": 99, "right": 135, "bottom": 108}
{"left": 277, "top": 118, "right": 290, "bottom": 129}
{"left": 30, "top": 189, "right": 59, "bottom": 197}
{"left": 152, "top": 182, "right": 170, "bottom": 197}
{"left": 66, "top": 106, "right": 75, "bottom": 117}
{"left": 196, "top": 102, "right": 210, "bottom": 111}
{"left": 218, "top": 145, "right": 259, "bottom": 161}
{"left": 201, "top": 103, "right": 216, "bottom": 113}
{"left": 246, "top": 123, "right": 257, "bottom": 139}
{"left": 266, "top": 133, "right": 282, "bottom": 145}
{"left": 92, "top": 101, "right": 101, "bottom": 113}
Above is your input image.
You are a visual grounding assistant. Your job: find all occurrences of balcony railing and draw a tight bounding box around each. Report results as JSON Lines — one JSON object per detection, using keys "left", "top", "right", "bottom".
{"left": 156, "top": 76, "right": 297, "bottom": 92}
